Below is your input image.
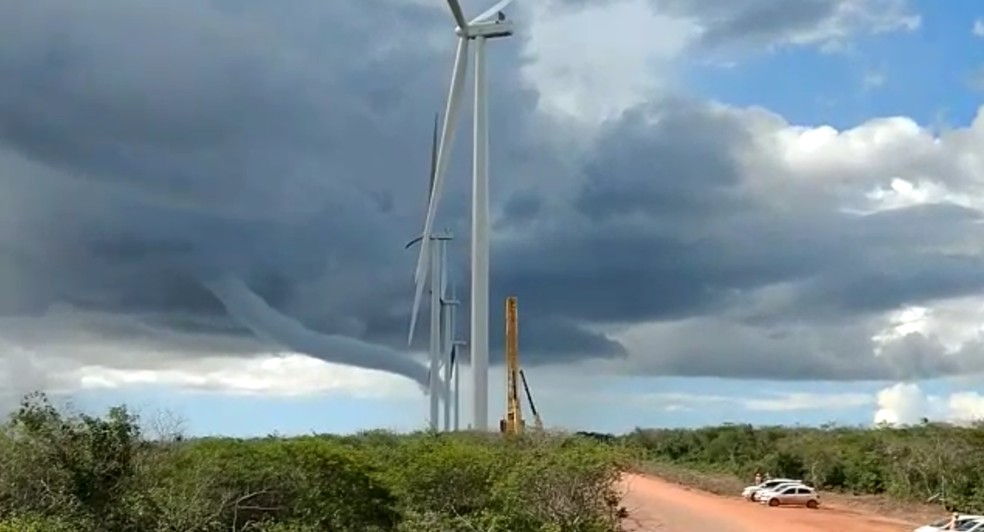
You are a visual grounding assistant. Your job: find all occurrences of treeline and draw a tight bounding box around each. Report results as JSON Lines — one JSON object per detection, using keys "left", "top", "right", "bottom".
{"left": 624, "top": 423, "right": 984, "bottom": 511}
{"left": 0, "top": 393, "right": 627, "bottom": 532}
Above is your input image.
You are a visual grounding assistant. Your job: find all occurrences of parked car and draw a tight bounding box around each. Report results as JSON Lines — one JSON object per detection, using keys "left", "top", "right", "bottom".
{"left": 749, "top": 481, "right": 808, "bottom": 504}
{"left": 758, "top": 484, "right": 820, "bottom": 509}
{"left": 741, "top": 478, "right": 802, "bottom": 502}
{"left": 914, "top": 515, "right": 984, "bottom": 531}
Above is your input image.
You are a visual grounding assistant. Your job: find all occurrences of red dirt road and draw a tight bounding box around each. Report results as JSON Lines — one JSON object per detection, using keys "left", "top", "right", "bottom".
{"left": 620, "top": 474, "right": 916, "bottom": 532}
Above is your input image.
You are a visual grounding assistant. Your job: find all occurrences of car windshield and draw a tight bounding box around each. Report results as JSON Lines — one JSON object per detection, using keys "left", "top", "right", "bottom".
{"left": 928, "top": 518, "right": 979, "bottom": 528}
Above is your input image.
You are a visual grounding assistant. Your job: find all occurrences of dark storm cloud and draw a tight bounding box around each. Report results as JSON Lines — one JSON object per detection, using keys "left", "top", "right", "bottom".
{"left": 0, "top": 0, "right": 573, "bottom": 369}
{"left": 622, "top": 316, "right": 984, "bottom": 381}
{"left": 493, "top": 101, "right": 826, "bottom": 324}
{"left": 1, "top": 0, "right": 979, "bottom": 383}
{"left": 573, "top": 102, "right": 749, "bottom": 221}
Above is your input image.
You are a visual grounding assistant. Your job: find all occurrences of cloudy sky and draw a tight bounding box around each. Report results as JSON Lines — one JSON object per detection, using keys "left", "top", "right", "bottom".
{"left": 1, "top": 0, "right": 984, "bottom": 435}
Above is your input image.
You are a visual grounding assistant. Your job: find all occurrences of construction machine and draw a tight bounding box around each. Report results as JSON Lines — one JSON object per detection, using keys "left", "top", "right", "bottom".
{"left": 499, "top": 296, "right": 544, "bottom": 435}
{"left": 519, "top": 369, "right": 543, "bottom": 431}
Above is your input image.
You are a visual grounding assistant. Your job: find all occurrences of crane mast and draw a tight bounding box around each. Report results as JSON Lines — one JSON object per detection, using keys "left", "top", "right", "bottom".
{"left": 500, "top": 296, "right": 524, "bottom": 435}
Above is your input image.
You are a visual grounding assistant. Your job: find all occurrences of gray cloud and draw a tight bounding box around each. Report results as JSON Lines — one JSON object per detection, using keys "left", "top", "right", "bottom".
{"left": 658, "top": 0, "right": 918, "bottom": 51}
{"left": 554, "top": 0, "right": 918, "bottom": 52}
{"left": 3, "top": 0, "right": 982, "bottom": 386}
{"left": 618, "top": 313, "right": 984, "bottom": 382}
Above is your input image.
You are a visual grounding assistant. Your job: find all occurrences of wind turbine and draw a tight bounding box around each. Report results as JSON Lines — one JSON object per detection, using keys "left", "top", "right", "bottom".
{"left": 407, "top": 0, "right": 517, "bottom": 432}
{"left": 407, "top": 114, "right": 454, "bottom": 431}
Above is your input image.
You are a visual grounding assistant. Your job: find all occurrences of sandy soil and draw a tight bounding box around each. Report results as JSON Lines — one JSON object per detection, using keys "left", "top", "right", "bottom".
{"left": 620, "top": 474, "right": 918, "bottom": 532}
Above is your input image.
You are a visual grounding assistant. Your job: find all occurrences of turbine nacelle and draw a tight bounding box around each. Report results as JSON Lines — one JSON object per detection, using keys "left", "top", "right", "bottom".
{"left": 456, "top": 20, "right": 515, "bottom": 39}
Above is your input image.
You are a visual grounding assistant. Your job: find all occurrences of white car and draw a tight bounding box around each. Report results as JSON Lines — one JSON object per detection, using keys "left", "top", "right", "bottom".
{"left": 755, "top": 482, "right": 805, "bottom": 500}
{"left": 749, "top": 481, "right": 807, "bottom": 503}
{"left": 914, "top": 516, "right": 984, "bottom": 532}
{"left": 759, "top": 484, "right": 820, "bottom": 509}
{"left": 742, "top": 478, "right": 802, "bottom": 502}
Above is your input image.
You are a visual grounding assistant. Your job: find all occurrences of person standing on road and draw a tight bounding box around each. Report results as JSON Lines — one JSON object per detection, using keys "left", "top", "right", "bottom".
{"left": 754, "top": 472, "right": 762, "bottom": 485}
{"left": 947, "top": 512, "right": 960, "bottom": 529}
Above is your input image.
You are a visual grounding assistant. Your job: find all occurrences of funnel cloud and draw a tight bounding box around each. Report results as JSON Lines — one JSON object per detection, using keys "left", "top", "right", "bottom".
{"left": 203, "top": 274, "right": 430, "bottom": 388}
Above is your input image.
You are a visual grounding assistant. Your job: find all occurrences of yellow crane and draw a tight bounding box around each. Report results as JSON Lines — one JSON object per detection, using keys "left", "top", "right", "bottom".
{"left": 499, "top": 296, "right": 544, "bottom": 435}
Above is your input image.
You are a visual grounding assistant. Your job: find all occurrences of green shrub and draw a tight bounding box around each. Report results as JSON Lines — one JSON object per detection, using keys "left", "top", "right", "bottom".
{"left": 0, "top": 514, "right": 87, "bottom": 532}
{"left": 0, "top": 393, "right": 626, "bottom": 532}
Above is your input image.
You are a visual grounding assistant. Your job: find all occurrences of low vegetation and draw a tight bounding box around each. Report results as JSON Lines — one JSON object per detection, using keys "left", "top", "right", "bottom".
{"left": 20, "top": 391, "right": 978, "bottom": 528}
{"left": 624, "top": 423, "right": 984, "bottom": 513}
{"left": 0, "top": 393, "right": 628, "bottom": 532}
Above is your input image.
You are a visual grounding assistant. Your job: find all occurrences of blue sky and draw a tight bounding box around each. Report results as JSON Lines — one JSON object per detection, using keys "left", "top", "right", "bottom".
{"left": 5, "top": 0, "right": 984, "bottom": 438}
{"left": 68, "top": 374, "right": 968, "bottom": 436}
{"left": 688, "top": 0, "right": 984, "bottom": 129}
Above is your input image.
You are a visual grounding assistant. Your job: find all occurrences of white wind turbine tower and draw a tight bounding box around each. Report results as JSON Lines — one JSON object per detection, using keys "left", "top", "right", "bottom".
{"left": 442, "top": 276, "right": 466, "bottom": 431}
{"left": 432, "top": 226, "right": 465, "bottom": 432}
{"left": 407, "top": 0, "right": 517, "bottom": 432}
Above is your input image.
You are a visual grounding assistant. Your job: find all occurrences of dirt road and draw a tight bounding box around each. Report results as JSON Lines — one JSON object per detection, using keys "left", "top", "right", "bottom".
{"left": 620, "top": 474, "right": 916, "bottom": 532}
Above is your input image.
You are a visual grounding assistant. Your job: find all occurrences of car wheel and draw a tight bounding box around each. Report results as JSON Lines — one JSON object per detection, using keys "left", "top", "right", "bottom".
{"left": 806, "top": 500, "right": 818, "bottom": 509}
{"left": 768, "top": 498, "right": 780, "bottom": 507}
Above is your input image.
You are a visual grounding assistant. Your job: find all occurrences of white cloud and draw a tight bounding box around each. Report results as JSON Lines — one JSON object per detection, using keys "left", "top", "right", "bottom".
{"left": 679, "top": 102, "right": 984, "bottom": 221}
{"left": 744, "top": 392, "right": 873, "bottom": 412}
{"left": 969, "top": 68, "right": 984, "bottom": 93}
{"left": 73, "top": 354, "right": 419, "bottom": 399}
{"left": 0, "top": 306, "right": 421, "bottom": 402}
{"left": 947, "top": 391, "right": 984, "bottom": 423}
{"left": 626, "top": 390, "right": 872, "bottom": 413}
{"left": 974, "top": 19, "right": 984, "bottom": 38}
{"left": 521, "top": 0, "right": 699, "bottom": 123}
{"left": 874, "top": 382, "right": 984, "bottom": 426}
{"left": 745, "top": 0, "right": 919, "bottom": 54}
{"left": 862, "top": 70, "right": 887, "bottom": 90}
{"left": 871, "top": 296, "right": 984, "bottom": 357}
{"left": 874, "top": 382, "right": 933, "bottom": 424}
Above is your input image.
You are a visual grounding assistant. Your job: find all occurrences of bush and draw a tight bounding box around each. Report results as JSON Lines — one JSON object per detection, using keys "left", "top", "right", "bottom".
{"left": 0, "top": 393, "right": 626, "bottom": 532}
{"left": 0, "top": 514, "right": 85, "bottom": 532}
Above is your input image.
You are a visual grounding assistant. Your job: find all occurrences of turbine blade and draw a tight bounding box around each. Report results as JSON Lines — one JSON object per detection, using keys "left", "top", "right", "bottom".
{"left": 450, "top": 344, "right": 456, "bottom": 378}
{"left": 408, "top": 277, "right": 426, "bottom": 345}
{"left": 409, "top": 36, "right": 470, "bottom": 345}
{"left": 429, "top": 112, "right": 439, "bottom": 202}
{"left": 445, "top": 0, "right": 469, "bottom": 30}
{"left": 469, "top": 0, "right": 515, "bottom": 25}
